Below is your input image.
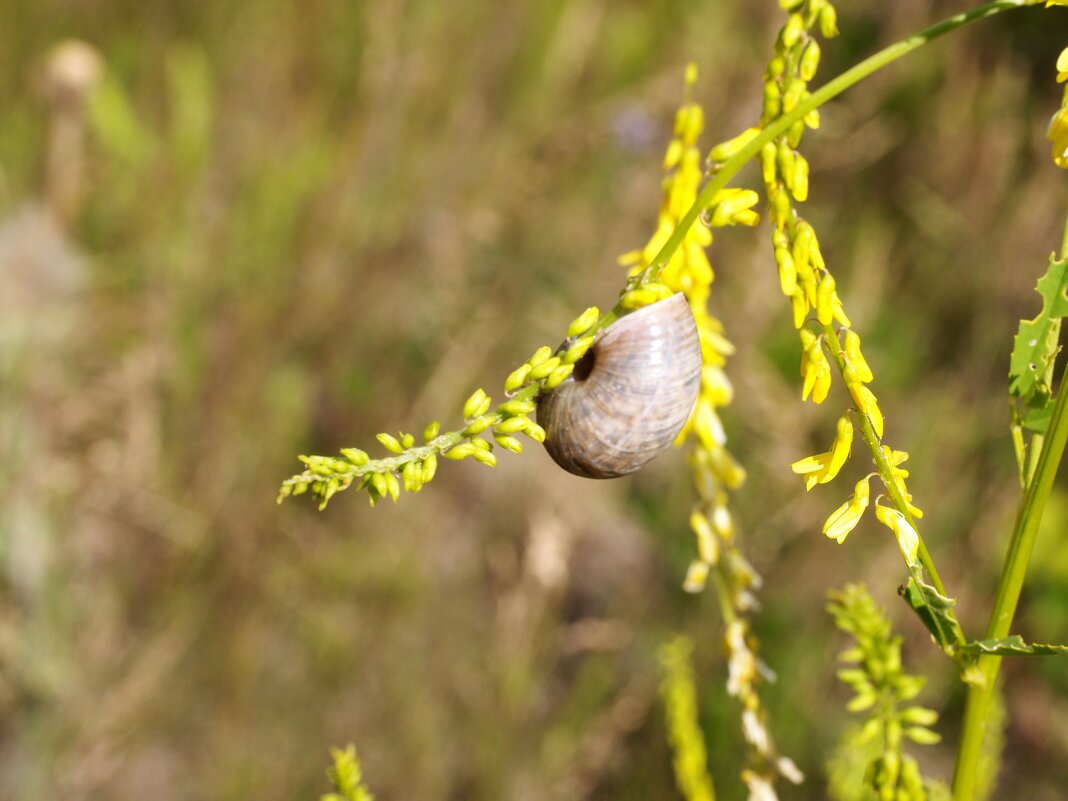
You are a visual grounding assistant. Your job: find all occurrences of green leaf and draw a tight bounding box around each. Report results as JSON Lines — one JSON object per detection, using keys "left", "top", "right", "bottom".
{"left": 899, "top": 577, "right": 966, "bottom": 655}
{"left": 960, "top": 635, "right": 1068, "bottom": 658}
{"left": 1009, "top": 255, "right": 1068, "bottom": 399}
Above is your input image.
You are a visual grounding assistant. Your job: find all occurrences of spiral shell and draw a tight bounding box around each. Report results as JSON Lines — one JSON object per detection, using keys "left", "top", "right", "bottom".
{"left": 536, "top": 292, "right": 702, "bottom": 478}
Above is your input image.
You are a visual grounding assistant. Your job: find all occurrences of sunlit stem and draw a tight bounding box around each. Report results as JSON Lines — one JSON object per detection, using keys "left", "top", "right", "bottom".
{"left": 953, "top": 201, "right": 1068, "bottom": 801}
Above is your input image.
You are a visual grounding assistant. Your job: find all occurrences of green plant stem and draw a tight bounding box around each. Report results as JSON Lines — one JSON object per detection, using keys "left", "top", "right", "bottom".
{"left": 953, "top": 206, "right": 1068, "bottom": 801}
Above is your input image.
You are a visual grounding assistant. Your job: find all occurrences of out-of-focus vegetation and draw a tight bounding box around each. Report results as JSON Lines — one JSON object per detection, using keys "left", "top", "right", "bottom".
{"left": 1, "top": 1, "right": 1067, "bottom": 799}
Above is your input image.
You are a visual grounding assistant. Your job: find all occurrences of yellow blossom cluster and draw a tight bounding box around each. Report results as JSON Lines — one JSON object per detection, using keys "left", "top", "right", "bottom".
{"left": 754, "top": 0, "right": 928, "bottom": 563}
{"left": 623, "top": 64, "right": 801, "bottom": 799}
{"left": 619, "top": 64, "right": 756, "bottom": 592}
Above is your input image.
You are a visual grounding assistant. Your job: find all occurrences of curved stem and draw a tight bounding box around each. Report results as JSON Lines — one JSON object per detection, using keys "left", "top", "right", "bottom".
{"left": 953, "top": 201, "right": 1068, "bottom": 801}
{"left": 631, "top": 0, "right": 1027, "bottom": 293}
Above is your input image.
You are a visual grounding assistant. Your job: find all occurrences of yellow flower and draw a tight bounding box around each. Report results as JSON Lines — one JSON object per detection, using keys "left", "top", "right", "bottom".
{"left": 823, "top": 477, "right": 871, "bottom": 543}
{"left": 842, "top": 329, "right": 874, "bottom": 383}
{"left": 848, "top": 382, "right": 884, "bottom": 438}
{"left": 1057, "top": 46, "right": 1068, "bottom": 83}
{"left": 874, "top": 503, "right": 920, "bottom": 566}
{"left": 1049, "top": 105, "right": 1068, "bottom": 169}
{"left": 799, "top": 331, "right": 833, "bottom": 403}
{"left": 790, "top": 414, "right": 853, "bottom": 489}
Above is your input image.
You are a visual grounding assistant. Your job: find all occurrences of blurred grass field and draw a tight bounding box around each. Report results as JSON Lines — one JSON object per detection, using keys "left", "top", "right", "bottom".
{"left": 2, "top": 1, "right": 1068, "bottom": 799}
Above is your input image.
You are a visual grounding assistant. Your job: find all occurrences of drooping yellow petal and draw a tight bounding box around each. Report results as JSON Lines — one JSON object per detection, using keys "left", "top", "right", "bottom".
{"left": 874, "top": 503, "right": 920, "bottom": 566}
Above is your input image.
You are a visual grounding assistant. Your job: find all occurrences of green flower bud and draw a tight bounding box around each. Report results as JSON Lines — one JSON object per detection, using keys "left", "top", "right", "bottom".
{"left": 340, "top": 448, "right": 369, "bottom": 465}
{"left": 527, "top": 355, "right": 562, "bottom": 380}
{"left": 402, "top": 460, "right": 422, "bottom": 492}
{"left": 567, "top": 306, "right": 600, "bottom": 338}
{"left": 471, "top": 449, "right": 497, "bottom": 467}
{"left": 384, "top": 471, "right": 400, "bottom": 501}
{"left": 376, "top": 433, "right": 404, "bottom": 454}
{"left": 504, "top": 363, "right": 532, "bottom": 392}
{"left": 421, "top": 453, "right": 438, "bottom": 483}
{"left": 819, "top": 4, "right": 839, "bottom": 38}
{"left": 799, "top": 39, "right": 821, "bottom": 81}
{"left": 524, "top": 423, "right": 546, "bottom": 443}
{"left": 423, "top": 420, "right": 441, "bottom": 441}
{"left": 463, "top": 388, "right": 492, "bottom": 420}
{"left": 370, "top": 471, "right": 389, "bottom": 496}
{"left": 498, "top": 399, "right": 536, "bottom": 416}
{"left": 528, "top": 346, "right": 553, "bottom": 367}
{"left": 443, "top": 444, "right": 475, "bottom": 460}
{"left": 400, "top": 432, "right": 415, "bottom": 448}
{"left": 562, "top": 335, "right": 595, "bottom": 364}
{"left": 462, "top": 414, "right": 498, "bottom": 436}
{"left": 493, "top": 433, "right": 523, "bottom": 454}
{"left": 543, "top": 363, "right": 574, "bottom": 389}
{"left": 495, "top": 416, "right": 529, "bottom": 434}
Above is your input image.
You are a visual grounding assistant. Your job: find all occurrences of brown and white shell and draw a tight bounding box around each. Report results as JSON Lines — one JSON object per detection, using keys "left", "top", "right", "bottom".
{"left": 536, "top": 292, "right": 702, "bottom": 478}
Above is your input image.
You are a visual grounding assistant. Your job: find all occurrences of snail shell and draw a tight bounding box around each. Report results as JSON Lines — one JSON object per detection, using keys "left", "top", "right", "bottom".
{"left": 537, "top": 292, "right": 702, "bottom": 478}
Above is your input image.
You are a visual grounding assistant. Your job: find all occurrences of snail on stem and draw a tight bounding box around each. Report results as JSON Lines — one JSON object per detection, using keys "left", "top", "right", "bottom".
{"left": 536, "top": 293, "right": 703, "bottom": 478}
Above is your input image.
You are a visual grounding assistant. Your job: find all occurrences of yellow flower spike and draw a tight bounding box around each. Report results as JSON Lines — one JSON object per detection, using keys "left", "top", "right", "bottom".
{"left": 850, "top": 383, "right": 884, "bottom": 438}
{"left": 816, "top": 273, "right": 837, "bottom": 325}
{"left": 823, "top": 477, "right": 871, "bottom": 544}
{"left": 843, "top": 329, "right": 874, "bottom": 383}
{"left": 874, "top": 503, "right": 920, "bottom": 566}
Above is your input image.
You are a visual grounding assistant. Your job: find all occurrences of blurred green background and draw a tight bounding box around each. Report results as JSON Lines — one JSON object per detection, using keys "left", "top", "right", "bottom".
{"left": 1, "top": 1, "right": 1067, "bottom": 799}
